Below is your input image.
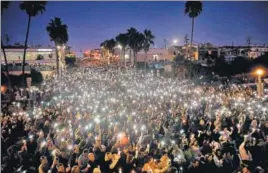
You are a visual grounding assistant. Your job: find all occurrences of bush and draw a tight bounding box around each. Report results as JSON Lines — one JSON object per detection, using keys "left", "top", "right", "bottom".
{"left": 65, "top": 56, "right": 76, "bottom": 67}
{"left": 31, "top": 69, "right": 43, "bottom": 85}
{"left": 36, "top": 54, "right": 44, "bottom": 60}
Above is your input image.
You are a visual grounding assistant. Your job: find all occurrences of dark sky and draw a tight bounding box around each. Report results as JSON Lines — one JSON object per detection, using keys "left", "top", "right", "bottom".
{"left": 2, "top": 1, "right": 268, "bottom": 53}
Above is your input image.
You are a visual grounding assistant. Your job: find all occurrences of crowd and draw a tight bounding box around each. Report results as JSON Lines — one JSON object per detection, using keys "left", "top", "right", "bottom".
{"left": 1, "top": 67, "right": 268, "bottom": 173}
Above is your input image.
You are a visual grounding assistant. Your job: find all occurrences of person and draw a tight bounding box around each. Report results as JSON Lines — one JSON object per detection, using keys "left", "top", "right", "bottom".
{"left": 39, "top": 156, "right": 50, "bottom": 173}
{"left": 1, "top": 67, "right": 268, "bottom": 173}
{"left": 78, "top": 149, "right": 90, "bottom": 172}
{"left": 187, "top": 159, "right": 202, "bottom": 173}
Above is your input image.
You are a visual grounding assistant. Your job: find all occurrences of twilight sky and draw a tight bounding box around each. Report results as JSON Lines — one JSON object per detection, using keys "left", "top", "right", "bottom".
{"left": 1, "top": 1, "right": 268, "bottom": 53}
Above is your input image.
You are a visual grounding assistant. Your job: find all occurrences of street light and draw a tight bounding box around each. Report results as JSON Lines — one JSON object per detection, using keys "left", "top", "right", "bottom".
{"left": 256, "top": 69, "right": 264, "bottom": 76}
{"left": 173, "top": 39, "right": 178, "bottom": 44}
{"left": 255, "top": 68, "right": 264, "bottom": 97}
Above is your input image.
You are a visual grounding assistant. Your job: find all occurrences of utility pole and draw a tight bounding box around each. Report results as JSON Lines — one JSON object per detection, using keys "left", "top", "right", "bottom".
{"left": 164, "top": 39, "right": 167, "bottom": 50}
{"left": 246, "top": 37, "right": 252, "bottom": 58}
{"left": 246, "top": 37, "right": 251, "bottom": 47}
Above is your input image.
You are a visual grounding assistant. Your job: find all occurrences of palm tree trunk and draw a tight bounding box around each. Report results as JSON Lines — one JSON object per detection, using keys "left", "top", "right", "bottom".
{"left": 129, "top": 49, "right": 132, "bottom": 66}
{"left": 144, "top": 51, "right": 147, "bottom": 72}
{"left": 56, "top": 47, "right": 60, "bottom": 76}
{"left": 123, "top": 48, "right": 126, "bottom": 68}
{"left": 1, "top": 40, "right": 12, "bottom": 87}
{"left": 190, "top": 17, "right": 195, "bottom": 61}
{"left": 134, "top": 51, "right": 137, "bottom": 68}
{"left": 108, "top": 50, "right": 110, "bottom": 64}
{"left": 22, "top": 15, "right": 31, "bottom": 87}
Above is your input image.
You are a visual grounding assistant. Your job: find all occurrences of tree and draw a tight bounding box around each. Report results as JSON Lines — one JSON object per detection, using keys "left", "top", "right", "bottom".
{"left": 130, "top": 32, "right": 144, "bottom": 68}
{"left": 230, "top": 56, "right": 252, "bottom": 75}
{"left": 106, "top": 39, "right": 116, "bottom": 64}
{"left": 20, "top": 1, "right": 47, "bottom": 86}
{"left": 106, "top": 39, "right": 116, "bottom": 55}
{"left": 184, "top": 1, "right": 202, "bottom": 60}
{"left": 31, "top": 68, "right": 43, "bottom": 85}
{"left": 100, "top": 39, "right": 116, "bottom": 64}
{"left": 127, "top": 27, "right": 139, "bottom": 66}
{"left": 116, "top": 33, "right": 129, "bottom": 67}
{"left": 1, "top": 1, "right": 11, "bottom": 87}
{"left": 46, "top": 17, "right": 68, "bottom": 76}
{"left": 213, "top": 57, "right": 232, "bottom": 77}
{"left": 253, "top": 53, "right": 268, "bottom": 68}
{"left": 36, "top": 54, "right": 44, "bottom": 60}
{"left": 65, "top": 55, "right": 76, "bottom": 67}
{"left": 143, "top": 29, "right": 155, "bottom": 71}
{"left": 100, "top": 40, "right": 108, "bottom": 58}
{"left": 127, "top": 28, "right": 145, "bottom": 67}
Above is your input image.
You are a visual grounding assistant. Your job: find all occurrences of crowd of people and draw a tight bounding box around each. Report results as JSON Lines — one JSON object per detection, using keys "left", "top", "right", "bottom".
{"left": 1, "top": 67, "right": 268, "bottom": 173}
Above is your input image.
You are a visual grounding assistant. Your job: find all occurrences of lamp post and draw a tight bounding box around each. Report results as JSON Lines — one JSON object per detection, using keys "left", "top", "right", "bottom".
{"left": 255, "top": 68, "right": 264, "bottom": 97}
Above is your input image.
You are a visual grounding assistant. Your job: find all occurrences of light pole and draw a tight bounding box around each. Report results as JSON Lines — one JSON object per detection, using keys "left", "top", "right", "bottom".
{"left": 255, "top": 68, "right": 264, "bottom": 97}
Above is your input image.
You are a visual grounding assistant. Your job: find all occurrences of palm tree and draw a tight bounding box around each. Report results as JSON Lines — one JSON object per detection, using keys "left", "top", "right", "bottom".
{"left": 184, "top": 1, "right": 202, "bottom": 60}
{"left": 143, "top": 29, "right": 155, "bottom": 71}
{"left": 1, "top": 1, "right": 11, "bottom": 87}
{"left": 106, "top": 39, "right": 116, "bottom": 64}
{"left": 115, "top": 33, "right": 128, "bottom": 67}
{"left": 127, "top": 27, "right": 139, "bottom": 66}
{"left": 133, "top": 32, "right": 145, "bottom": 67}
{"left": 100, "top": 40, "right": 108, "bottom": 59}
{"left": 20, "top": 1, "right": 47, "bottom": 86}
{"left": 100, "top": 39, "right": 115, "bottom": 64}
{"left": 46, "top": 17, "right": 68, "bottom": 76}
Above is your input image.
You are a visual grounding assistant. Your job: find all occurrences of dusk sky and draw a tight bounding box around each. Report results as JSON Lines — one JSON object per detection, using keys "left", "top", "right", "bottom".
{"left": 2, "top": 1, "right": 268, "bottom": 53}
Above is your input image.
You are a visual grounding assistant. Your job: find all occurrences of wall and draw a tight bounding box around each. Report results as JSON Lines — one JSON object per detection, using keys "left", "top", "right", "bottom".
{"left": 136, "top": 48, "right": 173, "bottom": 62}
{"left": 1, "top": 48, "right": 57, "bottom": 66}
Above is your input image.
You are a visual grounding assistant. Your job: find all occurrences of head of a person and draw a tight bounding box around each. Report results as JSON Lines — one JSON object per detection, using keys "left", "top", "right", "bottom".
{"left": 193, "top": 160, "right": 199, "bottom": 168}
{"left": 74, "top": 145, "right": 79, "bottom": 153}
{"left": 216, "top": 149, "right": 222, "bottom": 157}
{"left": 71, "top": 165, "right": 80, "bottom": 173}
{"left": 40, "top": 156, "right": 48, "bottom": 165}
{"left": 57, "top": 163, "right": 65, "bottom": 173}
{"left": 264, "top": 121, "right": 268, "bottom": 128}
{"left": 242, "top": 166, "right": 251, "bottom": 173}
{"left": 83, "top": 149, "right": 89, "bottom": 157}
{"left": 93, "top": 168, "right": 101, "bottom": 173}
{"left": 88, "top": 152, "right": 95, "bottom": 162}
{"left": 206, "top": 154, "right": 213, "bottom": 162}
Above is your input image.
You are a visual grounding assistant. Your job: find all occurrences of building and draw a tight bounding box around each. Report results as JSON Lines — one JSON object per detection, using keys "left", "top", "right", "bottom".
{"left": 218, "top": 44, "right": 268, "bottom": 61}
{"left": 198, "top": 43, "right": 218, "bottom": 60}
{"left": 83, "top": 49, "right": 102, "bottom": 60}
{"left": 248, "top": 45, "right": 268, "bottom": 58}
{"left": 1, "top": 47, "right": 57, "bottom": 67}
{"left": 136, "top": 48, "right": 174, "bottom": 62}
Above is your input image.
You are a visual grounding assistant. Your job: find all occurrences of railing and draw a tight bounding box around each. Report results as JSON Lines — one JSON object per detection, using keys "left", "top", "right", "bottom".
{"left": 1, "top": 65, "right": 31, "bottom": 71}
{"left": 32, "top": 66, "right": 55, "bottom": 71}
{"left": 1, "top": 65, "right": 55, "bottom": 71}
